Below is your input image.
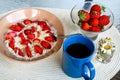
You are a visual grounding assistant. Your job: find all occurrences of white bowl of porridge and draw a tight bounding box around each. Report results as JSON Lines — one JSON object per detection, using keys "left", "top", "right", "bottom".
{"left": 0, "top": 8, "right": 64, "bottom": 61}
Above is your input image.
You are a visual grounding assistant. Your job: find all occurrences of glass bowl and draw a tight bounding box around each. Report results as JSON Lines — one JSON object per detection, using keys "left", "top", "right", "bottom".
{"left": 70, "top": 1, "right": 114, "bottom": 40}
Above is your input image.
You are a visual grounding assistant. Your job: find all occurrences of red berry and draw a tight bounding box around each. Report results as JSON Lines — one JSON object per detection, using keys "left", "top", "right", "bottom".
{"left": 99, "top": 15, "right": 110, "bottom": 26}
{"left": 13, "top": 47, "right": 19, "bottom": 53}
{"left": 19, "top": 33, "right": 26, "bottom": 40}
{"left": 5, "top": 32, "right": 16, "bottom": 40}
{"left": 90, "top": 27, "right": 101, "bottom": 32}
{"left": 45, "top": 36, "right": 55, "bottom": 42}
{"left": 81, "top": 22, "right": 90, "bottom": 30}
{"left": 33, "top": 38, "right": 41, "bottom": 43}
{"left": 17, "top": 23, "right": 24, "bottom": 28}
{"left": 10, "top": 25, "right": 23, "bottom": 31}
{"left": 90, "top": 10, "right": 100, "bottom": 19}
{"left": 91, "top": 4, "right": 101, "bottom": 13}
{"left": 23, "top": 19, "right": 32, "bottom": 25}
{"left": 37, "top": 31, "right": 40, "bottom": 37}
{"left": 34, "top": 45, "right": 43, "bottom": 54}
{"left": 38, "top": 21, "right": 47, "bottom": 27}
{"left": 78, "top": 10, "right": 90, "bottom": 22}
{"left": 25, "top": 46, "right": 32, "bottom": 57}
{"left": 21, "top": 39, "right": 31, "bottom": 45}
{"left": 18, "top": 49, "right": 24, "bottom": 57}
{"left": 42, "top": 25, "right": 51, "bottom": 31}
{"left": 41, "top": 41, "right": 51, "bottom": 49}
{"left": 24, "top": 29, "right": 32, "bottom": 35}
{"left": 27, "top": 33, "right": 35, "bottom": 39}
{"left": 90, "top": 18, "right": 99, "bottom": 27}
{"left": 9, "top": 38, "right": 15, "bottom": 49}
{"left": 31, "top": 26, "right": 36, "bottom": 32}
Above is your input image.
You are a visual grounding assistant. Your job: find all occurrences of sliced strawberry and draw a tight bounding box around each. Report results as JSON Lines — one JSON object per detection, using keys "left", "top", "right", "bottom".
{"left": 25, "top": 46, "right": 32, "bottom": 57}
{"left": 31, "top": 26, "right": 36, "bottom": 32}
{"left": 19, "top": 33, "right": 26, "bottom": 40}
{"left": 33, "top": 38, "right": 41, "bottom": 43}
{"left": 42, "top": 25, "right": 51, "bottom": 31}
{"left": 37, "top": 31, "right": 40, "bottom": 37}
{"left": 46, "top": 31, "right": 53, "bottom": 34}
{"left": 13, "top": 47, "right": 19, "bottom": 53}
{"left": 23, "top": 19, "right": 32, "bottom": 25}
{"left": 38, "top": 21, "right": 47, "bottom": 28}
{"left": 45, "top": 36, "right": 55, "bottom": 42}
{"left": 9, "top": 25, "right": 23, "bottom": 31}
{"left": 18, "top": 49, "right": 24, "bottom": 57}
{"left": 9, "top": 38, "right": 15, "bottom": 49}
{"left": 41, "top": 41, "right": 51, "bottom": 49}
{"left": 17, "top": 23, "right": 24, "bottom": 28}
{"left": 5, "top": 32, "right": 16, "bottom": 40}
{"left": 21, "top": 39, "right": 31, "bottom": 45}
{"left": 27, "top": 33, "right": 35, "bottom": 39}
{"left": 24, "top": 29, "right": 31, "bottom": 35}
{"left": 32, "top": 20, "right": 40, "bottom": 23}
{"left": 34, "top": 45, "right": 43, "bottom": 54}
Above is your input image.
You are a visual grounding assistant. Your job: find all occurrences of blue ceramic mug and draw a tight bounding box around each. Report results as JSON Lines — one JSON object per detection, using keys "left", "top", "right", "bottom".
{"left": 62, "top": 34, "right": 95, "bottom": 80}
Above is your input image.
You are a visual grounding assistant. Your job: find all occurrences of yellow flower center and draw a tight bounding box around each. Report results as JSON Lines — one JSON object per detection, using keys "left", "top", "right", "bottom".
{"left": 104, "top": 45, "right": 111, "bottom": 50}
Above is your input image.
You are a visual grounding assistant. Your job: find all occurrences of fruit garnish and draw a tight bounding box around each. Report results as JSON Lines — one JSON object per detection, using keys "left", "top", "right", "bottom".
{"left": 41, "top": 41, "right": 51, "bottom": 49}
{"left": 18, "top": 48, "right": 24, "bottom": 57}
{"left": 25, "top": 46, "right": 32, "bottom": 57}
{"left": 34, "top": 45, "right": 43, "bottom": 54}
{"left": 78, "top": 10, "right": 90, "bottom": 22}
{"left": 42, "top": 25, "right": 51, "bottom": 31}
{"left": 9, "top": 38, "right": 15, "bottom": 49}
{"left": 19, "top": 33, "right": 26, "bottom": 40}
{"left": 10, "top": 25, "right": 23, "bottom": 31}
{"left": 45, "top": 36, "right": 55, "bottom": 42}
{"left": 38, "top": 21, "right": 47, "bottom": 27}
{"left": 33, "top": 38, "right": 41, "bottom": 43}
{"left": 5, "top": 31, "right": 16, "bottom": 40}
{"left": 27, "top": 33, "right": 35, "bottom": 39}
{"left": 23, "top": 19, "right": 32, "bottom": 25}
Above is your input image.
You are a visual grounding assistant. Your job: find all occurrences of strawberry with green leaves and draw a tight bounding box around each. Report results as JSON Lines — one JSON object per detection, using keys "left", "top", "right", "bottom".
{"left": 78, "top": 10, "right": 90, "bottom": 22}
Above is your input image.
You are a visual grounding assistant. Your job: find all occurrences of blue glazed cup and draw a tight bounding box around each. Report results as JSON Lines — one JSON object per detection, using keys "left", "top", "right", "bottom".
{"left": 62, "top": 34, "right": 95, "bottom": 80}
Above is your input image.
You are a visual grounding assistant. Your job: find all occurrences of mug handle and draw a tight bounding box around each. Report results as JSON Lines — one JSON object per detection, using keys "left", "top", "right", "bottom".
{"left": 82, "top": 62, "right": 95, "bottom": 80}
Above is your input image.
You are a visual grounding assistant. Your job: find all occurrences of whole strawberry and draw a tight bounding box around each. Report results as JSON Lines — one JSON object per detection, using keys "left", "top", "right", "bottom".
{"left": 90, "top": 10, "right": 101, "bottom": 19}
{"left": 90, "top": 27, "right": 101, "bottom": 32}
{"left": 91, "top": 4, "right": 101, "bottom": 13}
{"left": 99, "top": 15, "right": 110, "bottom": 26}
{"left": 81, "top": 22, "right": 90, "bottom": 30}
{"left": 78, "top": 10, "right": 90, "bottom": 22}
{"left": 90, "top": 18, "right": 99, "bottom": 27}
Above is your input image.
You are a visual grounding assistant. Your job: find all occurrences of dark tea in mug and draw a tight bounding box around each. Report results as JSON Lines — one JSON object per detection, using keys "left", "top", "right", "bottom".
{"left": 66, "top": 43, "right": 91, "bottom": 58}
